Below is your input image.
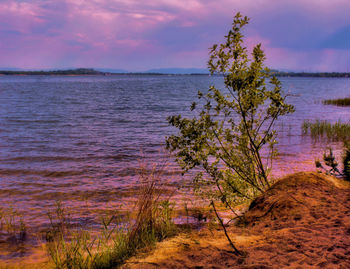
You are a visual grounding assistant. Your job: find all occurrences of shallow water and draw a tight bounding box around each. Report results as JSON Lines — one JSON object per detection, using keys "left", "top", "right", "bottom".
{"left": 0, "top": 75, "right": 349, "bottom": 232}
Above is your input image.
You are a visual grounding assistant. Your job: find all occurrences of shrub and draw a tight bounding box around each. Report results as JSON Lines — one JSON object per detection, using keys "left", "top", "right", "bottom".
{"left": 166, "top": 13, "right": 294, "bottom": 208}
{"left": 166, "top": 13, "right": 294, "bottom": 254}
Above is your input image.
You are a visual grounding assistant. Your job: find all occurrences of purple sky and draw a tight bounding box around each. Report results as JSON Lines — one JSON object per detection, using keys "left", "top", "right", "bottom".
{"left": 2, "top": 0, "right": 350, "bottom": 72}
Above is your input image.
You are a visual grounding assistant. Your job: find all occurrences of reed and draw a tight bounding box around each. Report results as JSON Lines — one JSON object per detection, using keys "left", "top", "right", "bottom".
{"left": 46, "top": 162, "right": 177, "bottom": 269}
{"left": 0, "top": 207, "right": 27, "bottom": 242}
{"left": 302, "top": 120, "right": 350, "bottom": 141}
{"left": 323, "top": 97, "right": 350, "bottom": 106}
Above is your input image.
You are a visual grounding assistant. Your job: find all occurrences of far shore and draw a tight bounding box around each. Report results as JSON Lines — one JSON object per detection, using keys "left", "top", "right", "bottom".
{"left": 2, "top": 68, "right": 350, "bottom": 77}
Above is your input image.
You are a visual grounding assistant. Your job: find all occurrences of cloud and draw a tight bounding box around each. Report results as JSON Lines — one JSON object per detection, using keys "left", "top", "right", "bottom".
{"left": 1, "top": 0, "right": 350, "bottom": 71}
{"left": 321, "top": 26, "right": 350, "bottom": 50}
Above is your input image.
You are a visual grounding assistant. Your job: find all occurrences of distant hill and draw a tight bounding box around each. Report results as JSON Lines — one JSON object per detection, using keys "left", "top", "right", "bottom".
{"left": 0, "top": 67, "right": 22, "bottom": 71}
{"left": 96, "top": 68, "right": 129, "bottom": 73}
{"left": 146, "top": 68, "right": 209, "bottom": 74}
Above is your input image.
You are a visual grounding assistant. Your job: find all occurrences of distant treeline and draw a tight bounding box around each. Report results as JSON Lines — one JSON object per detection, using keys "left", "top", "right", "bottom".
{"left": 0, "top": 69, "right": 207, "bottom": 76}
{"left": 271, "top": 71, "right": 350, "bottom": 78}
{"left": 0, "top": 68, "right": 102, "bottom": 75}
{"left": 1, "top": 68, "right": 350, "bottom": 77}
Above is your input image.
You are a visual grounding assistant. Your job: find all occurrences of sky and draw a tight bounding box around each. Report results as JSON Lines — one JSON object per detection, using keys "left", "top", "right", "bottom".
{"left": 1, "top": 0, "right": 350, "bottom": 72}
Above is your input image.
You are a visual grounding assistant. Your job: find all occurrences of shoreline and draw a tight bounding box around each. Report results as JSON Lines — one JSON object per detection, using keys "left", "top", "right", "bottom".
{"left": 1, "top": 71, "right": 350, "bottom": 78}
{"left": 1, "top": 171, "right": 349, "bottom": 268}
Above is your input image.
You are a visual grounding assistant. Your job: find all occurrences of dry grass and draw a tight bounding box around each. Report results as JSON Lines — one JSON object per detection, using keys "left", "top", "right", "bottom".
{"left": 128, "top": 163, "right": 177, "bottom": 251}
{"left": 45, "top": 162, "right": 178, "bottom": 269}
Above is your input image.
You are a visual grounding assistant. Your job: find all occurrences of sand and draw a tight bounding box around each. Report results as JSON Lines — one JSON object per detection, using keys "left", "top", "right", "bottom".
{"left": 123, "top": 172, "right": 350, "bottom": 268}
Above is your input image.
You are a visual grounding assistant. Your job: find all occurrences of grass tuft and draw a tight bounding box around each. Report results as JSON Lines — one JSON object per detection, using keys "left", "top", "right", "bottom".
{"left": 0, "top": 207, "right": 27, "bottom": 243}
{"left": 46, "top": 162, "right": 177, "bottom": 269}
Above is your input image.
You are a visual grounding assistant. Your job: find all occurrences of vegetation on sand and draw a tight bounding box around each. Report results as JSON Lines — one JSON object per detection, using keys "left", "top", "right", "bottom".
{"left": 166, "top": 13, "right": 294, "bottom": 253}
{"left": 46, "top": 165, "right": 177, "bottom": 269}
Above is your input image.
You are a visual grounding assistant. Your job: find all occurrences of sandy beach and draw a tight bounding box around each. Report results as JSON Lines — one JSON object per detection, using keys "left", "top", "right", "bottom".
{"left": 123, "top": 172, "right": 350, "bottom": 268}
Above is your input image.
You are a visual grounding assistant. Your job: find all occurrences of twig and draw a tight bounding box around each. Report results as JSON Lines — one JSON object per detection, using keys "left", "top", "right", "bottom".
{"left": 210, "top": 200, "right": 242, "bottom": 256}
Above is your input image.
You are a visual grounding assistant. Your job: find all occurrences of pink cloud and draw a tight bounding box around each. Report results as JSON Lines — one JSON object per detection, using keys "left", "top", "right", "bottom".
{"left": 1, "top": 0, "right": 350, "bottom": 71}
{"left": 0, "top": 1, "right": 45, "bottom": 34}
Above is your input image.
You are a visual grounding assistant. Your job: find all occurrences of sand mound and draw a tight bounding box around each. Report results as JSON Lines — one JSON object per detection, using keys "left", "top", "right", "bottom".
{"left": 244, "top": 172, "right": 348, "bottom": 229}
{"left": 124, "top": 172, "right": 350, "bottom": 268}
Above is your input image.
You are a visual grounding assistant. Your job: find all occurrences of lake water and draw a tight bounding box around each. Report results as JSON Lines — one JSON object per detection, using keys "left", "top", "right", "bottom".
{"left": 0, "top": 75, "right": 350, "bottom": 231}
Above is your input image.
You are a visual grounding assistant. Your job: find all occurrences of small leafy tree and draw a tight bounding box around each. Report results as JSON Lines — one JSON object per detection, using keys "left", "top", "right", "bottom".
{"left": 166, "top": 13, "right": 294, "bottom": 210}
